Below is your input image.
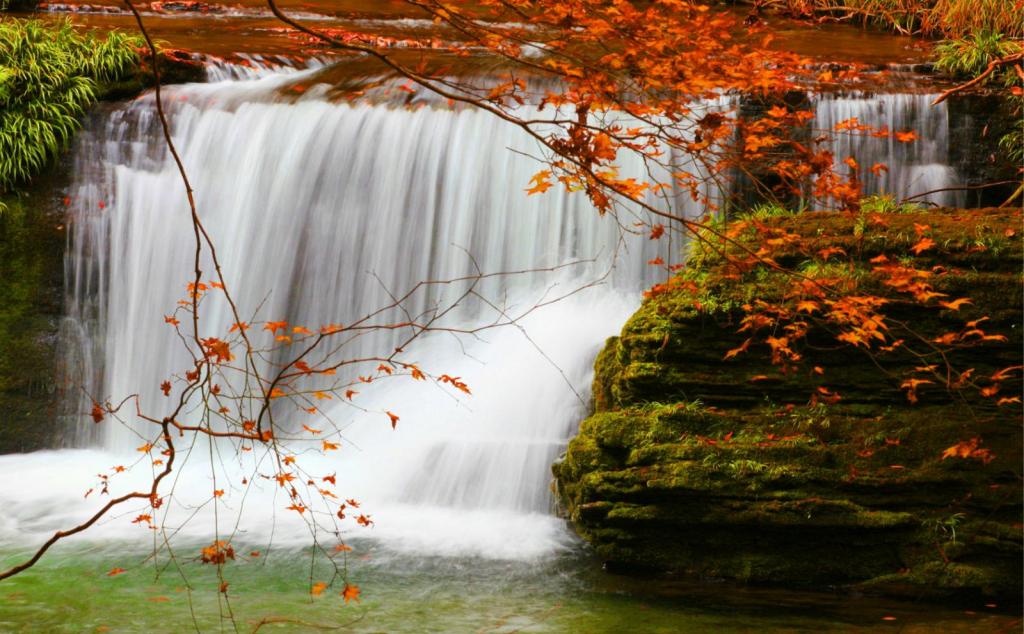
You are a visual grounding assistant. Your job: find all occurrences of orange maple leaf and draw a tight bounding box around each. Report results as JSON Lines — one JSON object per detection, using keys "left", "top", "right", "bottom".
{"left": 992, "top": 366, "right": 1023, "bottom": 381}
{"left": 910, "top": 237, "right": 935, "bottom": 255}
{"left": 723, "top": 338, "right": 752, "bottom": 360}
{"left": 941, "top": 438, "right": 994, "bottom": 463}
{"left": 341, "top": 583, "right": 361, "bottom": 604}
{"left": 938, "top": 298, "right": 972, "bottom": 311}
{"left": 274, "top": 472, "right": 296, "bottom": 487}
{"left": 263, "top": 321, "right": 288, "bottom": 334}
{"left": 201, "top": 337, "right": 233, "bottom": 363}
{"left": 439, "top": 375, "right": 471, "bottom": 394}
{"left": 980, "top": 384, "right": 1001, "bottom": 397}
{"left": 525, "top": 170, "right": 553, "bottom": 195}
{"left": 894, "top": 130, "right": 918, "bottom": 143}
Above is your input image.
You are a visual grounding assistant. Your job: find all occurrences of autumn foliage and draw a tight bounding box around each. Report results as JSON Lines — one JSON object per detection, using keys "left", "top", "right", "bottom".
{"left": 0, "top": 0, "right": 1020, "bottom": 626}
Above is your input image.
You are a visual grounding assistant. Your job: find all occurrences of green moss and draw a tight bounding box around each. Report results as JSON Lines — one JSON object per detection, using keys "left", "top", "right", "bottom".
{"left": 0, "top": 194, "right": 64, "bottom": 452}
{"left": 860, "top": 561, "right": 1016, "bottom": 600}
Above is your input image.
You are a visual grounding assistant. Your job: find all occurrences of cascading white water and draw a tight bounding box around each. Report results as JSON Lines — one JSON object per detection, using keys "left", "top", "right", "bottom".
{"left": 42, "top": 69, "right": 686, "bottom": 558}
{"left": 1, "top": 67, "right": 968, "bottom": 560}
{"left": 813, "top": 92, "right": 966, "bottom": 207}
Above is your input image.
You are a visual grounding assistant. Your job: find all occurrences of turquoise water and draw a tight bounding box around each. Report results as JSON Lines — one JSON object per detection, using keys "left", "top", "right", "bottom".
{"left": 0, "top": 541, "right": 1017, "bottom": 633}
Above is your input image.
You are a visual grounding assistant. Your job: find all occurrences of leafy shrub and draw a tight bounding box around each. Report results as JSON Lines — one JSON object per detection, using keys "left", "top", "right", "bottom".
{"left": 0, "top": 19, "right": 141, "bottom": 190}
{"left": 934, "top": 30, "right": 1023, "bottom": 80}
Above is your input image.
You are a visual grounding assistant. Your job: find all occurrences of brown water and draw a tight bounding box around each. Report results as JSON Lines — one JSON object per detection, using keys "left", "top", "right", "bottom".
{"left": 22, "top": 0, "right": 935, "bottom": 67}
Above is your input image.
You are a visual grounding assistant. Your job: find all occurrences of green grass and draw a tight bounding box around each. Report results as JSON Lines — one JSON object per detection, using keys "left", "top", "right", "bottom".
{"left": 751, "top": 0, "right": 1023, "bottom": 38}
{"left": 933, "top": 30, "right": 1023, "bottom": 80}
{"left": 0, "top": 18, "right": 141, "bottom": 191}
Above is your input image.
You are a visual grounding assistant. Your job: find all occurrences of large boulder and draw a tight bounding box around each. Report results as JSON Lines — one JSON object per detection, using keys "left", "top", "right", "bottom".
{"left": 554, "top": 207, "right": 1022, "bottom": 601}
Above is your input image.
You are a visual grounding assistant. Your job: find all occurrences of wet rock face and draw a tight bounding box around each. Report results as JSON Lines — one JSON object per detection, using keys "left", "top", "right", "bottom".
{"left": 554, "top": 209, "right": 1022, "bottom": 601}
{"left": 0, "top": 194, "right": 66, "bottom": 453}
{"left": 946, "top": 94, "right": 1019, "bottom": 207}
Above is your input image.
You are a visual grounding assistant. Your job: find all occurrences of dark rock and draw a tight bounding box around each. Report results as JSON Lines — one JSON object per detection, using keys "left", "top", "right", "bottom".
{"left": 0, "top": 192, "right": 66, "bottom": 453}
{"left": 99, "top": 47, "right": 207, "bottom": 100}
{"left": 150, "top": 1, "right": 226, "bottom": 14}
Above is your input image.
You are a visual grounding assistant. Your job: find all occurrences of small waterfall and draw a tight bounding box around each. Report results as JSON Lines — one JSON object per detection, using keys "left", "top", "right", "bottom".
{"left": 2, "top": 70, "right": 969, "bottom": 558}
{"left": 813, "top": 92, "right": 966, "bottom": 207}
{"left": 203, "top": 54, "right": 329, "bottom": 82}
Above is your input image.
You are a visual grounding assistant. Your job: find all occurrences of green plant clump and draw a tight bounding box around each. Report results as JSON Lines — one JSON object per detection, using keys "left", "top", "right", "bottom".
{"left": 0, "top": 18, "right": 141, "bottom": 191}
{"left": 934, "top": 30, "right": 1024, "bottom": 175}
{"left": 933, "top": 30, "right": 1023, "bottom": 79}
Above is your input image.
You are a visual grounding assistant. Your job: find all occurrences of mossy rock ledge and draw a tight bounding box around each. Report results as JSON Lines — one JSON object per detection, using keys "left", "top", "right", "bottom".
{"left": 553, "top": 207, "right": 1022, "bottom": 602}
{"left": 98, "top": 48, "right": 207, "bottom": 100}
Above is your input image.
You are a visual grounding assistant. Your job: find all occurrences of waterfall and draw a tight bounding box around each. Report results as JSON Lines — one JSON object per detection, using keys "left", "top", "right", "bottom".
{"left": 45, "top": 70, "right": 683, "bottom": 557}
{"left": 61, "top": 72, "right": 685, "bottom": 451}
{"left": 2, "top": 68, "right": 967, "bottom": 559}
{"left": 813, "top": 92, "right": 966, "bottom": 207}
